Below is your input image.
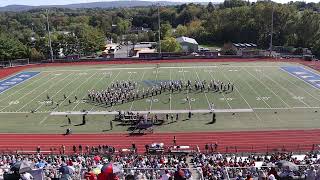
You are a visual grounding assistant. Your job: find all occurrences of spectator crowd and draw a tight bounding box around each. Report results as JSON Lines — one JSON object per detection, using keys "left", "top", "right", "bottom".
{"left": 0, "top": 149, "right": 319, "bottom": 180}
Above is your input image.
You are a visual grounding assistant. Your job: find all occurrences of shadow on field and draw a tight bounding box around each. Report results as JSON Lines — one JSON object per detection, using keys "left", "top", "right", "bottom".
{"left": 74, "top": 123, "right": 85, "bottom": 126}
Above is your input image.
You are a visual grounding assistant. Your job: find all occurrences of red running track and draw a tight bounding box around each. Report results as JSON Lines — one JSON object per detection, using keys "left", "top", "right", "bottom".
{"left": 1, "top": 58, "right": 319, "bottom": 79}
{"left": 0, "top": 129, "right": 319, "bottom": 154}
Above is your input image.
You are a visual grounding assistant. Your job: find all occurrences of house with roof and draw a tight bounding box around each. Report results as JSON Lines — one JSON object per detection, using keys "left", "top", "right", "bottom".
{"left": 176, "top": 36, "right": 199, "bottom": 52}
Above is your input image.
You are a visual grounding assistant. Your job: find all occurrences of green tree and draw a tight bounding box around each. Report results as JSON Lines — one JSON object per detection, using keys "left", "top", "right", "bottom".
{"left": 175, "top": 25, "right": 188, "bottom": 37}
{"left": 161, "top": 22, "right": 172, "bottom": 39}
{"left": 161, "top": 37, "right": 182, "bottom": 52}
{"left": 30, "top": 48, "right": 44, "bottom": 61}
{"left": 77, "top": 25, "right": 105, "bottom": 55}
{"left": 0, "top": 33, "right": 28, "bottom": 61}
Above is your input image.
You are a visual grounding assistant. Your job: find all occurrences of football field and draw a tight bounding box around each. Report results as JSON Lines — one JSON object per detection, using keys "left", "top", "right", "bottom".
{"left": 0, "top": 61, "right": 319, "bottom": 133}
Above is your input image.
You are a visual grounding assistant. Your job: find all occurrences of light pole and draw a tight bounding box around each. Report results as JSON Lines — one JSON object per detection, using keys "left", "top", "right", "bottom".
{"left": 157, "top": 3, "right": 161, "bottom": 57}
{"left": 269, "top": 4, "right": 274, "bottom": 57}
{"left": 46, "top": 9, "right": 54, "bottom": 62}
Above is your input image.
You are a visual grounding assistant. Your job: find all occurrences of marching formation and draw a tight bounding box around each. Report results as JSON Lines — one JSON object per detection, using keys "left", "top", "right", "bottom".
{"left": 87, "top": 79, "right": 234, "bottom": 107}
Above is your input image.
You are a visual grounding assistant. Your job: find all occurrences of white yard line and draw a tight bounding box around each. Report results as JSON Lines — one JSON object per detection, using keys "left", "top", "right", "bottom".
{"left": 17, "top": 73, "right": 73, "bottom": 111}
{"left": 34, "top": 73, "right": 78, "bottom": 112}
{"left": 129, "top": 70, "right": 146, "bottom": 111}
{"left": 254, "top": 107, "right": 320, "bottom": 110}
{"left": 0, "top": 72, "right": 42, "bottom": 95}
{"left": 233, "top": 70, "right": 272, "bottom": 108}
{"left": 41, "top": 65, "right": 281, "bottom": 73}
{"left": 39, "top": 72, "right": 98, "bottom": 125}
{"left": 0, "top": 72, "right": 49, "bottom": 103}
{"left": 262, "top": 70, "right": 311, "bottom": 107}
{"left": 195, "top": 69, "right": 212, "bottom": 109}
{"left": 207, "top": 68, "right": 232, "bottom": 109}
{"left": 0, "top": 111, "right": 50, "bottom": 114}
{"left": 243, "top": 67, "right": 292, "bottom": 108}
{"left": 149, "top": 68, "right": 159, "bottom": 111}
{"left": 71, "top": 72, "right": 103, "bottom": 111}
{"left": 0, "top": 75, "right": 58, "bottom": 112}
{"left": 279, "top": 69, "right": 320, "bottom": 100}
{"left": 50, "top": 108, "right": 254, "bottom": 115}
{"left": 285, "top": 66, "right": 320, "bottom": 91}
{"left": 109, "top": 71, "right": 132, "bottom": 112}
{"left": 220, "top": 67, "right": 264, "bottom": 122}
{"left": 90, "top": 71, "right": 122, "bottom": 112}
{"left": 182, "top": 68, "right": 192, "bottom": 110}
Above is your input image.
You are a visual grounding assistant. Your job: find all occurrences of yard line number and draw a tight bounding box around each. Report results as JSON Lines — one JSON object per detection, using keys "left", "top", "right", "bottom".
{"left": 219, "top": 97, "right": 234, "bottom": 101}
{"left": 9, "top": 100, "right": 19, "bottom": 105}
{"left": 256, "top": 96, "right": 270, "bottom": 101}
{"left": 146, "top": 99, "right": 159, "bottom": 103}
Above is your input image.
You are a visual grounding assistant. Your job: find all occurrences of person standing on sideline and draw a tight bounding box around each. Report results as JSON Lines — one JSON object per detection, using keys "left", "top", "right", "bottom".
{"left": 188, "top": 111, "right": 192, "bottom": 119}
{"left": 212, "top": 113, "right": 216, "bottom": 123}
{"left": 110, "top": 120, "right": 113, "bottom": 130}
{"left": 171, "top": 114, "right": 174, "bottom": 122}
{"left": 176, "top": 113, "right": 179, "bottom": 121}
{"left": 66, "top": 115, "right": 71, "bottom": 125}
{"left": 173, "top": 136, "right": 176, "bottom": 145}
{"left": 82, "top": 114, "right": 86, "bottom": 125}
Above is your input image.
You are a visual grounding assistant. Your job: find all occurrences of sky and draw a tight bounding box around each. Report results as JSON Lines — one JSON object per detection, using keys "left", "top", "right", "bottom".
{"left": 0, "top": 0, "right": 319, "bottom": 7}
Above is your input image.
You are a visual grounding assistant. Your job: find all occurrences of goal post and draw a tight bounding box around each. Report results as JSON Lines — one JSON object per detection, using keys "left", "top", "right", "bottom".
{"left": 10, "top": 59, "right": 30, "bottom": 67}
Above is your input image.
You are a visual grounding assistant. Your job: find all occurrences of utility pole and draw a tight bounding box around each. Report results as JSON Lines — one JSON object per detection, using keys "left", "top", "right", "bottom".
{"left": 269, "top": 4, "right": 274, "bottom": 57}
{"left": 46, "top": 9, "right": 54, "bottom": 62}
{"left": 157, "top": 4, "right": 161, "bottom": 57}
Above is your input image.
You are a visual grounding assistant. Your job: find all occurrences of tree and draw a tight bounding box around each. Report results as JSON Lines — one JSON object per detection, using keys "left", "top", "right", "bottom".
{"left": 207, "top": 2, "right": 215, "bottom": 12}
{"left": 161, "top": 22, "right": 172, "bottom": 39}
{"left": 175, "top": 25, "right": 188, "bottom": 37}
{"left": 76, "top": 25, "right": 105, "bottom": 56}
{"left": 30, "top": 48, "right": 44, "bottom": 61}
{"left": 161, "top": 37, "right": 182, "bottom": 52}
{"left": 0, "top": 33, "right": 28, "bottom": 61}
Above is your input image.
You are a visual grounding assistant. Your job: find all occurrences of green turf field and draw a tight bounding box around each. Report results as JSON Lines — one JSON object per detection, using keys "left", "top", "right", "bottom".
{"left": 0, "top": 61, "right": 319, "bottom": 133}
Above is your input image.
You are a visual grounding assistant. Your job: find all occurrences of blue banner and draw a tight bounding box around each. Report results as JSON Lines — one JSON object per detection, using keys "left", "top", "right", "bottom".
{"left": 281, "top": 66, "right": 320, "bottom": 89}
{"left": 0, "top": 71, "right": 40, "bottom": 94}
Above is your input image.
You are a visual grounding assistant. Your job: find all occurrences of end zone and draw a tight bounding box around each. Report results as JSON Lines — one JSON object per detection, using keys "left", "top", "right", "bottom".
{"left": 0, "top": 71, "right": 40, "bottom": 94}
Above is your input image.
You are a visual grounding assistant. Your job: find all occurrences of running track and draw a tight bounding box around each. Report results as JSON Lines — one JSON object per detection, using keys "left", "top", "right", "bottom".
{"left": 0, "top": 58, "right": 319, "bottom": 154}
{"left": 0, "top": 130, "right": 319, "bottom": 154}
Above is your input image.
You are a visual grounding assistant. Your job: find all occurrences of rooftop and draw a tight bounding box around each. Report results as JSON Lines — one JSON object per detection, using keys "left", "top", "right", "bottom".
{"left": 176, "top": 36, "right": 198, "bottom": 45}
